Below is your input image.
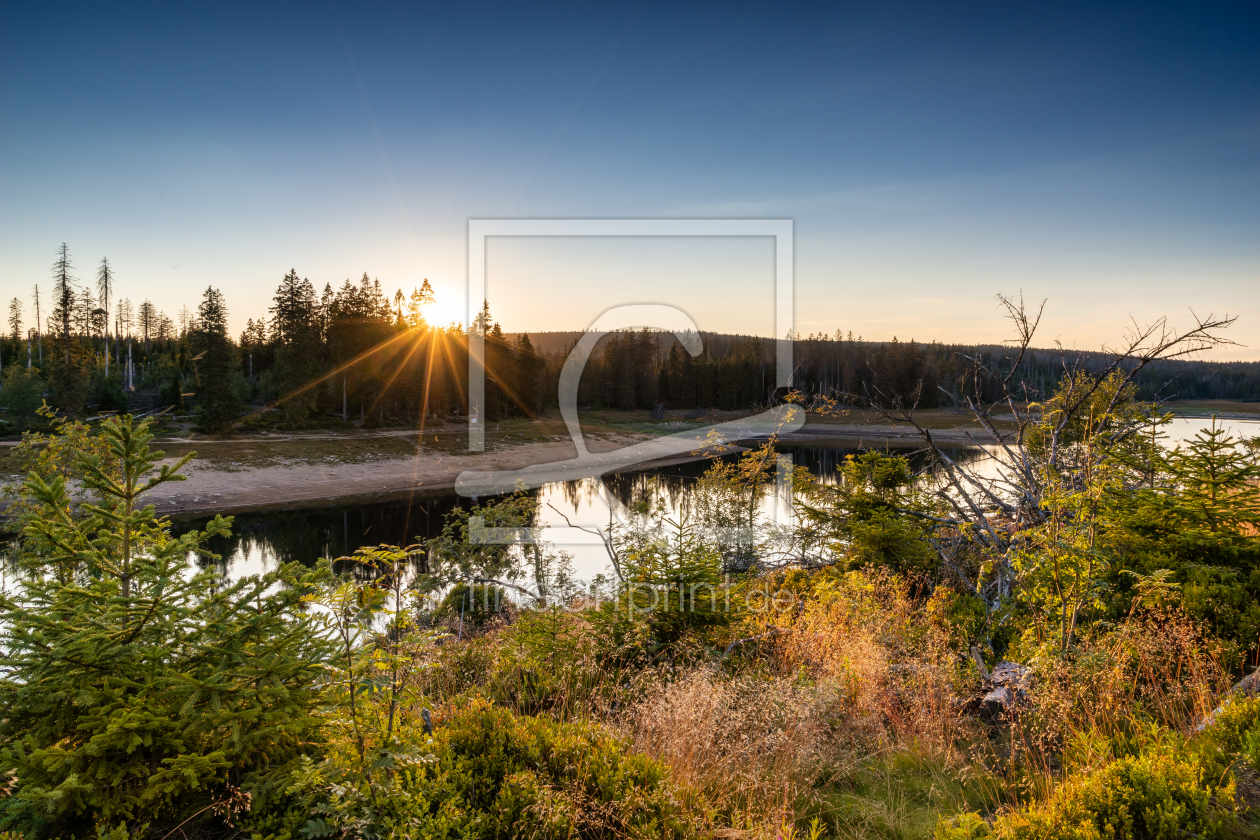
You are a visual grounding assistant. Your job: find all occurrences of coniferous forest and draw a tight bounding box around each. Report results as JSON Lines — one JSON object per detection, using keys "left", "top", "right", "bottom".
{"left": 3, "top": 247, "right": 1259, "bottom": 434}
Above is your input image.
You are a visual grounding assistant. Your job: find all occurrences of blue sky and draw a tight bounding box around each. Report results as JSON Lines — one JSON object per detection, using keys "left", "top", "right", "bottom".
{"left": 2, "top": 1, "right": 1258, "bottom": 357}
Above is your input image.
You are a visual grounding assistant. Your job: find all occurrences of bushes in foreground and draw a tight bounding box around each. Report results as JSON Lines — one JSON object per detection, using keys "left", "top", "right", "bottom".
{"left": 0, "top": 416, "right": 331, "bottom": 840}
{"left": 938, "top": 742, "right": 1232, "bottom": 839}
{"left": 4, "top": 412, "right": 1260, "bottom": 839}
{"left": 936, "top": 697, "right": 1260, "bottom": 839}
{"left": 288, "top": 698, "right": 703, "bottom": 840}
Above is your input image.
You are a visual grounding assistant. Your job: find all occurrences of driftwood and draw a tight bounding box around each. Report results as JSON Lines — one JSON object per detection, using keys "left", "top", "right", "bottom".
{"left": 970, "top": 645, "right": 990, "bottom": 680}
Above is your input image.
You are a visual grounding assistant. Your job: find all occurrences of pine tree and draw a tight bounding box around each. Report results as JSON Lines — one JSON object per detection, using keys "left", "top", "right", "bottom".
{"left": 96, "top": 257, "right": 114, "bottom": 371}
{"left": 31, "top": 284, "right": 42, "bottom": 364}
{"left": 138, "top": 299, "right": 156, "bottom": 355}
{"left": 1102, "top": 418, "right": 1260, "bottom": 648}
{"left": 514, "top": 333, "right": 543, "bottom": 416}
{"left": 472, "top": 299, "right": 492, "bottom": 336}
{"left": 392, "top": 288, "right": 405, "bottom": 328}
{"left": 406, "top": 280, "right": 435, "bottom": 329}
{"left": 72, "top": 287, "right": 94, "bottom": 337}
{"left": 117, "top": 297, "right": 133, "bottom": 340}
{"left": 51, "top": 243, "right": 73, "bottom": 344}
{"left": 0, "top": 416, "right": 330, "bottom": 836}
{"left": 45, "top": 247, "right": 89, "bottom": 414}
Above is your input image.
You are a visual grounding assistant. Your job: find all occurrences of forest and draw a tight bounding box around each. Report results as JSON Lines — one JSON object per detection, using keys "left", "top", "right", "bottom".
{"left": 3, "top": 247, "right": 1259, "bottom": 433}
{"left": 1, "top": 299, "right": 1259, "bottom": 837}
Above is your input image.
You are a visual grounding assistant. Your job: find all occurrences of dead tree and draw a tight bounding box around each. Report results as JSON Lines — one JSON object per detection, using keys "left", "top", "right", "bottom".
{"left": 850, "top": 294, "right": 1237, "bottom": 613}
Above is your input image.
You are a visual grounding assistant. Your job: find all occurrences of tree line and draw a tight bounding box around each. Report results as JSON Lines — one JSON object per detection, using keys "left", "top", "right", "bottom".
{"left": 4, "top": 245, "right": 1259, "bottom": 433}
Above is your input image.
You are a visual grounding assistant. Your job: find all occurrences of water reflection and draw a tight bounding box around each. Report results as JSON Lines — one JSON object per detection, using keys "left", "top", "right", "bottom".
{"left": 175, "top": 440, "right": 992, "bottom": 582}
{"left": 174, "top": 416, "right": 1260, "bottom": 583}
{"left": 181, "top": 493, "right": 466, "bottom": 579}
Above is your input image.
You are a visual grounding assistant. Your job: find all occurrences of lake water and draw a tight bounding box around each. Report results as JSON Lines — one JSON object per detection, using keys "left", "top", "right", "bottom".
{"left": 175, "top": 413, "right": 1260, "bottom": 584}
{"left": 175, "top": 441, "right": 979, "bottom": 584}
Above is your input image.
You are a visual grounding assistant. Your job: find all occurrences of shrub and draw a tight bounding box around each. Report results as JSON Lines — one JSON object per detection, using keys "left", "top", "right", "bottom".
{"left": 429, "top": 581, "right": 508, "bottom": 632}
{"left": 293, "top": 697, "right": 705, "bottom": 839}
{"left": 1197, "top": 694, "right": 1260, "bottom": 777}
{"left": 936, "top": 737, "right": 1238, "bottom": 839}
{"left": 483, "top": 606, "right": 642, "bottom": 718}
{"left": 0, "top": 366, "right": 45, "bottom": 428}
{"left": 1244, "top": 725, "right": 1260, "bottom": 771}
{"left": 89, "top": 371, "right": 129, "bottom": 412}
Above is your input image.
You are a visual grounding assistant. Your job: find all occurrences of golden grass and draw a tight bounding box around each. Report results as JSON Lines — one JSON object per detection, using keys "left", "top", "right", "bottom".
{"left": 408, "top": 569, "right": 1240, "bottom": 837}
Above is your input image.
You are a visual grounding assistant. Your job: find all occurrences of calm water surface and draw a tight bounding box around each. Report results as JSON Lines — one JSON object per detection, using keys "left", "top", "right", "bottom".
{"left": 164, "top": 414, "right": 1259, "bottom": 584}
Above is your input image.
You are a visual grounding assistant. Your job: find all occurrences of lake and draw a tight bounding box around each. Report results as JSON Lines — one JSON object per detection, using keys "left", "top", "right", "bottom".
{"left": 175, "top": 440, "right": 985, "bottom": 584}
{"left": 70, "top": 414, "right": 1260, "bottom": 586}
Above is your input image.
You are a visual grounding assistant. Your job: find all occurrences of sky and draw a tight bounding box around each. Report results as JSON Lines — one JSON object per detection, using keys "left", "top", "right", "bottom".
{"left": 2, "top": 1, "right": 1258, "bottom": 359}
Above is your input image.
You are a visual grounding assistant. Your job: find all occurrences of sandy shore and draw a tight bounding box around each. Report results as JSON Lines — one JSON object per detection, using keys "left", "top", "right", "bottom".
{"left": 145, "top": 426, "right": 1002, "bottom": 517}
{"left": 140, "top": 434, "right": 713, "bottom": 517}
{"left": 782, "top": 423, "right": 1008, "bottom": 446}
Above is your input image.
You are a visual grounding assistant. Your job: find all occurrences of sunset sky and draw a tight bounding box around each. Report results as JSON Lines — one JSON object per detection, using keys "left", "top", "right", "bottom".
{"left": 2, "top": 2, "right": 1258, "bottom": 358}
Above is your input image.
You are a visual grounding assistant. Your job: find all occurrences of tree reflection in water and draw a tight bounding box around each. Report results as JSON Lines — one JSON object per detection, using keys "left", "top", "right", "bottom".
{"left": 175, "top": 442, "right": 993, "bottom": 581}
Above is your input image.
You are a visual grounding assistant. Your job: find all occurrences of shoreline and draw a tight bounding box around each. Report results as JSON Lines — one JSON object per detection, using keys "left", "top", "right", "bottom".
{"left": 33, "top": 410, "right": 1259, "bottom": 520}
{"left": 2, "top": 421, "right": 1020, "bottom": 521}
{"left": 140, "top": 434, "right": 746, "bottom": 518}
{"left": 141, "top": 423, "right": 1006, "bottom": 519}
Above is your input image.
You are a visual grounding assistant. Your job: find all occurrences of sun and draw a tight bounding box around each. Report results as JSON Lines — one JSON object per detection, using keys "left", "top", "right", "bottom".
{"left": 401, "top": 278, "right": 466, "bottom": 329}
{"left": 423, "top": 296, "right": 467, "bottom": 330}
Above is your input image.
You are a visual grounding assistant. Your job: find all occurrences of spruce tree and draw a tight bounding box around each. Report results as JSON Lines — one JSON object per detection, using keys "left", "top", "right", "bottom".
{"left": 31, "top": 284, "right": 42, "bottom": 365}
{"left": 96, "top": 257, "right": 114, "bottom": 353}
{"left": 51, "top": 243, "right": 73, "bottom": 345}
{"left": 0, "top": 416, "right": 330, "bottom": 837}
{"left": 406, "top": 279, "right": 435, "bottom": 328}
{"left": 269, "top": 269, "right": 322, "bottom": 425}
{"left": 45, "top": 245, "right": 89, "bottom": 413}
{"left": 192, "top": 287, "right": 242, "bottom": 432}
{"left": 1103, "top": 419, "right": 1260, "bottom": 648}
{"left": 138, "top": 299, "right": 156, "bottom": 355}
{"left": 7, "top": 298, "right": 20, "bottom": 343}
{"left": 514, "top": 332, "right": 543, "bottom": 416}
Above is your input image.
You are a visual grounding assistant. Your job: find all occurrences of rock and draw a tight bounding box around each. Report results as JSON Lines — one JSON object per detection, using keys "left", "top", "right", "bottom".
{"left": 1194, "top": 666, "right": 1260, "bottom": 733}
{"left": 989, "top": 660, "right": 1034, "bottom": 691}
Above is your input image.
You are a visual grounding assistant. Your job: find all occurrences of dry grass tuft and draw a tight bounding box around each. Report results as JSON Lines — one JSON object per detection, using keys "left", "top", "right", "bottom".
{"left": 619, "top": 571, "right": 985, "bottom": 829}
{"left": 619, "top": 668, "right": 851, "bottom": 824}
